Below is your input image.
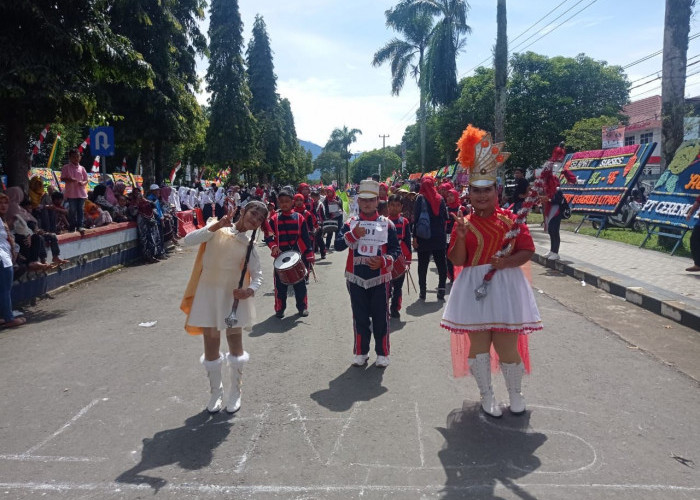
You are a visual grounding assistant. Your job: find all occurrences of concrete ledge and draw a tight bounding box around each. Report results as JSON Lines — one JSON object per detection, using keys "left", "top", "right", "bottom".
{"left": 533, "top": 252, "right": 700, "bottom": 331}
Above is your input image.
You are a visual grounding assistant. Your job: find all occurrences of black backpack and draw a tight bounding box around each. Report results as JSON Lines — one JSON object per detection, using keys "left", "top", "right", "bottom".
{"left": 559, "top": 193, "right": 571, "bottom": 220}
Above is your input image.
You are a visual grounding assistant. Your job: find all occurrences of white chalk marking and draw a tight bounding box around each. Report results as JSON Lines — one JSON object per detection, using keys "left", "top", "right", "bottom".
{"left": 0, "top": 481, "right": 698, "bottom": 495}
{"left": 528, "top": 404, "right": 589, "bottom": 416}
{"left": 326, "top": 402, "right": 360, "bottom": 466}
{"left": 413, "top": 402, "right": 425, "bottom": 467}
{"left": 24, "top": 398, "right": 102, "bottom": 455}
{"left": 234, "top": 403, "right": 270, "bottom": 473}
{"left": 0, "top": 454, "right": 107, "bottom": 463}
{"left": 291, "top": 404, "right": 321, "bottom": 462}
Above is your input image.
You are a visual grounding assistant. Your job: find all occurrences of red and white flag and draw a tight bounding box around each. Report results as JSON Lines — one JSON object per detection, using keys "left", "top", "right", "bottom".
{"left": 121, "top": 157, "right": 127, "bottom": 172}
{"left": 91, "top": 156, "right": 101, "bottom": 173}
{"left": 31, "top": 124, "right": 51, "bottom": 156}
{"left": 169, "top": 160, "right": 182, "bottom": 183}
{"left": 78, "top": 136, "right": 90, "bottom": 153}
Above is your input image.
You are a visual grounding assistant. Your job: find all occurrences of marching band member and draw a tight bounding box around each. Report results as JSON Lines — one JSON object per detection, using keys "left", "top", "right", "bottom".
{"left": 336, "top": 179, "right": 400, "bottom": 368}
{"left": 294, "top": 193, "right": 318, "bottom": 284}
{"left": 297, "top": 183, "right": 314, "bottom": 213}
{"left": 388, "top": 194, "right": 412, "bottom": 319}
{"left": 441, "top": 125, "right": 542, "bottom": 418}
{"left": 180, "top": 201, "right": 268, "bottom": 414}
{"left": 263, "top": 187, "right": 314, "bottom": 318}
{"left": 310, "top": 190, "right": 327, "bottom": 259}
{"left": 322, "top": 187, "right": 344, "bottom": 249}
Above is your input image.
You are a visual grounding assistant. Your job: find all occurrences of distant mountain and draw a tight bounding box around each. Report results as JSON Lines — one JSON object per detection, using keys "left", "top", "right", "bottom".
{"left": 299, "top": 140, "right": 322, "bottom": 160}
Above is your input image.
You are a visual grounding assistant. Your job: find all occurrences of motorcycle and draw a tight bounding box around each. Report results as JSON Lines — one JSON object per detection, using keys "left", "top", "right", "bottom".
{"left": 592, "top": 198, "right": 644, "bottom": 231}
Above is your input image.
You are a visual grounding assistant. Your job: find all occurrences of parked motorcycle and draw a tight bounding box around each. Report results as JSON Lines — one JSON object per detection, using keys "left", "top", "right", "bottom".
{"left": 592, "top": 198, "right": 644, "bottom": 231}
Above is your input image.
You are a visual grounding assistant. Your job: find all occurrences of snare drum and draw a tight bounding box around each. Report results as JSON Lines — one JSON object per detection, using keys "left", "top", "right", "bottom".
{"left": 274, "top": 251, "right": 308, "bottom": 285}
{"left": 322, "top": 219, "right": 339, "bottom": 235}
{"left": 391, "top": 255, "right": 408, "bottom": 280}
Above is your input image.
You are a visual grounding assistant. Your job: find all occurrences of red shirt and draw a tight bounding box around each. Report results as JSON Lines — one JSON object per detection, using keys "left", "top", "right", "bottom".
{"left": 550, "top": 146, "right": 566, "bottom": 162}
{"left": 448, "top": 208, "right": 534, "bottom": 267}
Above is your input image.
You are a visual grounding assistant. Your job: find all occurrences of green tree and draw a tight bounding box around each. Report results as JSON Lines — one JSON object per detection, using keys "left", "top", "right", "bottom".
{"left": 351, "top": 149, "right": 402, "bottom": 184}
{"left": 373, "top": 1, "right": 433, "bottom": 171}
{"left": 108, "top": 0, "right": 207, "bottom": 183}
{"left": 411, "top": 0, "right": 472, "bottom": 106}
{"left": 563, "top": 115, "right": 622, "bottom": 152}
{"left": 0, "top": 0, "right": 152, "bottom": 188}
{"left": 325, "top": 126, "right": 362, "bottom": 185}
{"left": 402, "top": 110, "right": 443, "bottom": 172}
{"left": 206, "top": 0, "right": 256, "bottom": 175}
{"left": 506, "top": 52, "right": 629, "bottom": 171}
{"left": 313, "top": 149, "right": 345, "bottom": 185}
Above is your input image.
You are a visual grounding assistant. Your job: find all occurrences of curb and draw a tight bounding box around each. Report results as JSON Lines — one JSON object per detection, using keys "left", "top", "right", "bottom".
{"left": 532, "top": 253, "right": 700, "bottom": 331}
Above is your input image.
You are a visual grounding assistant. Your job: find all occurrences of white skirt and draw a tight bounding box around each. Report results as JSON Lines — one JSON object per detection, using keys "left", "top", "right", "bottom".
{"left": 441, "top": 264, "right": 542, "bottom": 334}
{"left": 188, "top": 274, "right": 256, "bottom": 332}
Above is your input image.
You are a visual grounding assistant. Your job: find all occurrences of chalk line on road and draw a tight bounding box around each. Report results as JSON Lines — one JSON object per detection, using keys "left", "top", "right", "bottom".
{"left": 234, "top": 403, "right": 270, "bottom": 474}
{"left": 325, "top": 402, "right": 360, "bottom": 466}
{"left": 291, "top": 403, "right": 322, "bottom": 462}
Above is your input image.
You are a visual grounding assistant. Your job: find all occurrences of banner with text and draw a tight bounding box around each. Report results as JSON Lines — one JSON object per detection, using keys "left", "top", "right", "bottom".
{"left": 560, "top": 142, "right": 656, "bottom": 214}
{"left": 637, "top": 140, "right": 700, "bottom": 228}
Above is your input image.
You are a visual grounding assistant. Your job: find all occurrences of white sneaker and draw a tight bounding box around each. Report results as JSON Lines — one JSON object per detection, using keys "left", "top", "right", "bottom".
{"left": 547, "top": 252, "right": 560, "bottom": 261}
{"left": 542, "top": 251, "right": 552, "bottom": 259}
{"left": 375, "top": 355, "right": 390, "bottom": 368}
{"left": 352, "top": 354, "right": 369, "bottom": 366}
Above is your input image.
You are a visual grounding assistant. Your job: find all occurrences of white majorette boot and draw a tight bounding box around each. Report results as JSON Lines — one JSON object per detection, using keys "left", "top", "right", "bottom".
{"left": 201, "top": 353, "right": 224, "bottom": 413}
{"left": 225, "top": 351, "right": 249, "bottom": 414}
{"left": 468, "top": 353, "right": 502, "bottom": 418}
{"left": 500, "top": 362, "right": 526, "bottom": 415}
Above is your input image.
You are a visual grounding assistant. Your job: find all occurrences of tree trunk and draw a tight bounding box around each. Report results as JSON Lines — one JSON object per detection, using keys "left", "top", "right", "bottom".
{"left": 154, "top": 140, "right": 163, "bottom": 185}
{"left": 419, "top": 49, "right": 427, "bottom": 173}
{"left": 3, "top": 106, "right": 30, "bottom": 190}
{"left": 494, "top": 0, "right": 507, "bottom": 144}
{"left": 142, "top": 140, "right": 155, "bottom": 186}
{"left": 661, "top": 0, "right": 694, "bottom": 170}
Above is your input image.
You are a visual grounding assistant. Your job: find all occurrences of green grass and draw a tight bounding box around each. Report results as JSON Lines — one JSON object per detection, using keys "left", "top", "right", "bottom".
{"left": 525, "top": 211, "right": 691, "bottom": 258}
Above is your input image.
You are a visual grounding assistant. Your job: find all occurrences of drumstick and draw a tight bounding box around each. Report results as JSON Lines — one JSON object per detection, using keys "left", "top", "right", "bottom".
{"left": 407, "top": 267, "right": 417, "bottom": 294}
{"left": 310, "top": 263, "right": 318, "bottom": 283}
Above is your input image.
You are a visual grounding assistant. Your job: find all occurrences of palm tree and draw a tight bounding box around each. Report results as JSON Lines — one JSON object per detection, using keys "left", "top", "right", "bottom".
{"left": 373, "top": 1, "right": 433, "bottom": 172}
{"left": 412, "top": 0, "right": 472, "bottom": 107}
{"left": 494, "top": 0, "right": 507, "bottom": 143}
{"left": 326, "top": 126, "right": 362, "bottom": 186}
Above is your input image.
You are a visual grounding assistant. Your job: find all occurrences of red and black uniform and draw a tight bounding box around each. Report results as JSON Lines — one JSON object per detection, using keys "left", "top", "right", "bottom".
{"left": 389, "top": 214, "right": 412, "bottom": 315}
{"left": 312, "top": 198, "right": 327, "bottom": 257}
{"left": 263, "top": 210, "right": 314, "bottom": 314}
{"left": 336, "top": 212, "right": 400, "bottom": 357}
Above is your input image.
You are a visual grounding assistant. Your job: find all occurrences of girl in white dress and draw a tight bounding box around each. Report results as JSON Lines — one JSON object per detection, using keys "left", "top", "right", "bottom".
{"left": 181, "top": 201, "right": 268, "bottom": 414}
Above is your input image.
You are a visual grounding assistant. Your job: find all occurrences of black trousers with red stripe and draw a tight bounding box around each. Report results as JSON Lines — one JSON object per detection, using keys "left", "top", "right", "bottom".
{"left": 274, "top": 272, "right": 308, "bottom": 313}
{"left": 390, "top": 274, "right": 406, "bottom": 313}
{"left": 347, "top": 281, "right": 390, "bottom": 356}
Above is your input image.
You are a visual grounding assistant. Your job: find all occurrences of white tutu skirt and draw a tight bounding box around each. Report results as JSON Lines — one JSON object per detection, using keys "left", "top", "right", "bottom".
{"left": 441, "top": 264, "right": 542, "bottom": 377}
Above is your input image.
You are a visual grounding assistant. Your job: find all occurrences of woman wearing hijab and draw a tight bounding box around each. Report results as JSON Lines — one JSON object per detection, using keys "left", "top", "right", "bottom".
{"left": 214, "top": 186, "right": 226, "bottom": 219}
{"left": 28, "top": 176, "right": 52, "bottom": 230}
{"left": 412, "top": 177, "right": 448, "bottom": 301}
{"left": 179, "top": 186, "right": 191, "bottom": 210}
{"left": 131, "top": 187, "right": 165, "bottom": 263}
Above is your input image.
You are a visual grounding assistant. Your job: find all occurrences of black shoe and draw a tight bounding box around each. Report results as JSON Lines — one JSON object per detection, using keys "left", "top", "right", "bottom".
{"left": 437, "top": 289, "right": 445, "bottom": 301}
{"left": 275, "top": 310, "right": 285, "bottom": 318}
{"left": 320, "top": 254, "right": 326, "bottom": 260}
{"left": 298, "top": 309, "right": 309, "bottom": 317}
{"left": 419, "top": 290, "right": 426, "bottom": 300}
{"left": 390, "top": 309, "right": 400, "bottom": 318}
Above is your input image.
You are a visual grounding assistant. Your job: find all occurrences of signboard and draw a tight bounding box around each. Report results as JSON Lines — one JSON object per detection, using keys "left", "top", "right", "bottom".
{"left": 560, "top": 143, "right": 656, "bottom": 214}
{"left": 602, "top": 125, "right": 625, "bottom": 149}
{"left": 89, "top": 127, "right": 115, "bottom": 156}
{"left": 637, "top": 140, "right": 700, "bottom": 228}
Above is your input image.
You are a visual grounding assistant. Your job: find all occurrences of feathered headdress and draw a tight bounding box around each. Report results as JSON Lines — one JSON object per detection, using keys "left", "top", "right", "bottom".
{"left": 456, "top": 125, "right": 510, "bottom": 187}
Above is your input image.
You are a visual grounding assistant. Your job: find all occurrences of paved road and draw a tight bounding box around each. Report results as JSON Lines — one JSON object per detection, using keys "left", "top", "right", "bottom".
{"left": 0, "top": 242, "right": 698, "bottom": 499}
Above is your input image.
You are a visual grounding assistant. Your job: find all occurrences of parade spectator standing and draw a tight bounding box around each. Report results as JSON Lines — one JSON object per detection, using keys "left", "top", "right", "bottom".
{"left": 685, "top": 195, "right": 700, "bottom": 272}
{"left": 0, "top": 192, "right": 25, "bottom": 328}
{"left": 550, "top": 141, "right": 566, "bottom": 163}
{"left": 540, "top": 168, "right": 563, "bottom": 261}
{"left": 60, "top": 149, "right": 88, "bottom": 234}
{"left": 510, "top": 168, "right": 529, "bottom": 214}
{"left": 412, "top": 177, "right": 448, "bottom": 301}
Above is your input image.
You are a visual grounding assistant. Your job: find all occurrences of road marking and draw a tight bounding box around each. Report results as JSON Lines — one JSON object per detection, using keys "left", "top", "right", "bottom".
{"left": 24, "top": 398, "right": 105, "bottom": 455}
{"left": 414, "top": 402, "right": 425, "bottom": 467}
{"left": 326, "top": 402, "right": 360, "bottom": 466}
{"left": 291, "top": 403, "right": 321, "bottom": 461}
{"left": 0, "top": 454, "right": 106, "bottom": 463}
{"left": 234, "top": 403, "right": 270, "bottom": 473}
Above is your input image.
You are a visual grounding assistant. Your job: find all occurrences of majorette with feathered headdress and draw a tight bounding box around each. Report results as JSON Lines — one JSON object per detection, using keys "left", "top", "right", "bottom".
{"left": 440, "top": 125, "right": 542, "bottom": 418}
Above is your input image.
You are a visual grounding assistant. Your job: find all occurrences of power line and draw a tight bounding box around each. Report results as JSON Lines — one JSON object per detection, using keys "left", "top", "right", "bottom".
{"left": 627, "top": 52, "right": 700, "bottom": 85}
{"left": 622, "top": 32, "right": 700, "bottom": 70}
{"left": 510, "top": 0, "right": 572, "bottom": 44}
{"left": 628, "top": 59, "right": 700, "bottom": 91}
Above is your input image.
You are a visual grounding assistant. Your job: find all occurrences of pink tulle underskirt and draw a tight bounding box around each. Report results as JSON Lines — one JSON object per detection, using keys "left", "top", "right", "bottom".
{"left": 448, "top": 330, "right": 533, "bottom": 378}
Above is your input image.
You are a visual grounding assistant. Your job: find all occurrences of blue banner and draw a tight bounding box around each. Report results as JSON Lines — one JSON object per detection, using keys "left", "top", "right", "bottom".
{"left": 637, "top": 140, "right": 700, "bottom": 228}
{"left": 560, "top": 143, "right": 656, "bottom": 214}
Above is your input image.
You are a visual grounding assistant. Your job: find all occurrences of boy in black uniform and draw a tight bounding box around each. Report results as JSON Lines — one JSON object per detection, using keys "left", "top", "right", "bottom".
{"left": 263, "top": 188, "right": 314, "bottom": 318}
{"left": 387, "top": 194, "right": 412, "bottom": 318}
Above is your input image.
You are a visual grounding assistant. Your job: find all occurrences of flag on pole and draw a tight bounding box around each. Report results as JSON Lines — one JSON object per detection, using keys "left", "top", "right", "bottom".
{"left": 169, "top": 160, "right": 182, "bottom": 183}
{"left": 31, "top": 124, "right": 51, "bottom": 156}
{"left": 46, "top": 133, "right": 61, "bottom": 170}
{"left": 121, "top": 157, "right": 127, "bottom": 172}
{"left": 77, "top": 136, "right": 90, "bottom": 153}
{"left": 91, "top": 156, "right": 101, "bottom": 173}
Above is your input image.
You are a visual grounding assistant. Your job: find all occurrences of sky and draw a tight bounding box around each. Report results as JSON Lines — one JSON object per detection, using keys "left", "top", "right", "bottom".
{"left": 195, "top": 0, "right": 699, "bottom": 154}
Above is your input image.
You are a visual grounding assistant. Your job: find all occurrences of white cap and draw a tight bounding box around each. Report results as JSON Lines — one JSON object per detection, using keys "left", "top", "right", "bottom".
{"left": 357, "top": 179, "right": 379, "bottom": 199}
{"left": 149, "top": 184, "right": 160, "bottom": 191}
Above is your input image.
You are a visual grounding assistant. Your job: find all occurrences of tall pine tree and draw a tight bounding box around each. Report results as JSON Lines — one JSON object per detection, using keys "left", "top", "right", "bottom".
{"left": 206, "top": 0, "right": 256, "bottom": 173}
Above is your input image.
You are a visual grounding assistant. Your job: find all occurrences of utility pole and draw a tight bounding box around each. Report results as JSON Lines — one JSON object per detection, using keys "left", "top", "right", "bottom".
{"left": 379, "top": 134, "right": 389, "bottom": 180}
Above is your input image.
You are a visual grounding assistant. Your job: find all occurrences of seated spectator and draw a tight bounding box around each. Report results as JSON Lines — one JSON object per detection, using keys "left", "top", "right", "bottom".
{"left": 111, "top": 194, "right": 131, "bottom": 222}
{"left": 93, "top": 184, "right": 117, "bottom": 217}
{"left": 48, "top": 191, "right": 70, "bottom": 234}
{"left": 83, "top": 199, "right": 113, "bottom": 228}
{"left": 0, "top": 192, "right": 26, "bottom": 328}
{"left": 6, "top": 187, "right": 54, "bottom": 271}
